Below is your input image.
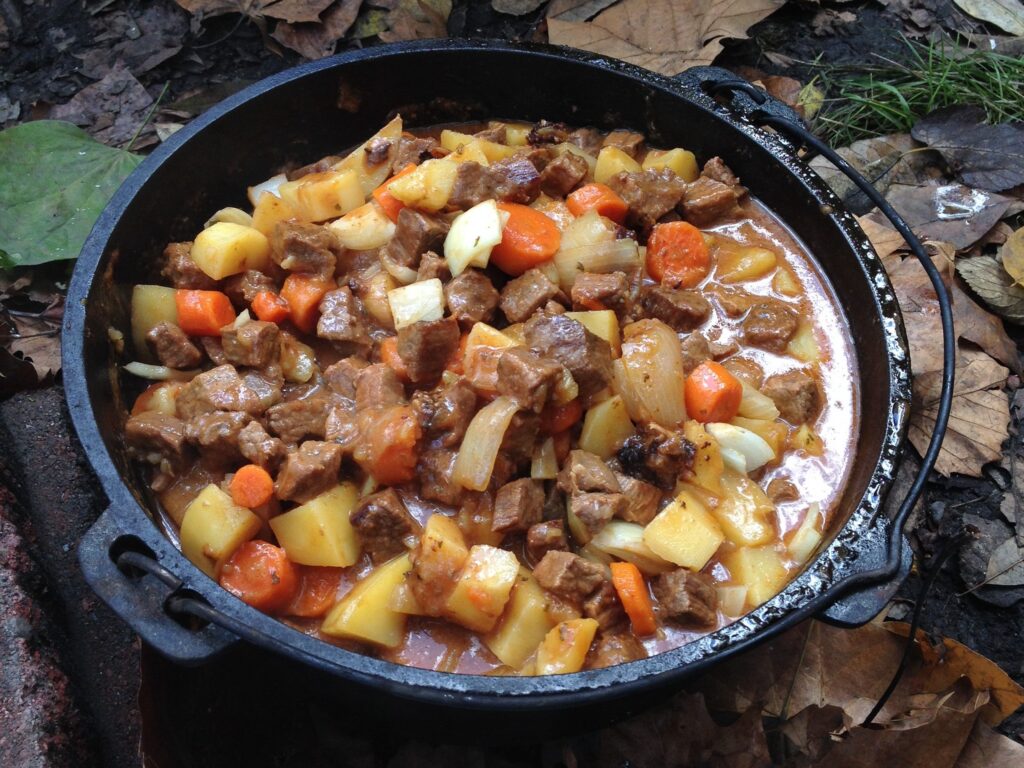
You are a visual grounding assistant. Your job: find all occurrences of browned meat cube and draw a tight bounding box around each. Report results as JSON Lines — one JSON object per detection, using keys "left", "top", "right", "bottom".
{"left": 364, "top": 137, "right": 392, "bottom": 167}
{"left": 558, "top": 450, "right": 622, "bottom": 495}
{"left": 185, "top": 411, "right": 251, "bottom": 466}
{"left": 499, "top": 268, "right": 560, "bottom": 323}
{"left": 288, "top": 154, "right": 343, "bottom": 180}
{"left": 520, "top": 146, "right": 554, "bottom": 172}
{"left": 607, "top": 169, "right": 687, "bottom": 231}
{"left": 533, "top": 551, "right": 605, "bottom": 602}
{"left": 200, "top": 336, "right": 228, "bottom": 366}
{"left": 238, "top": 421, "right": 288, "bottom": 472}
{"left": 602, "top": 130, "right": 645, "bottom": 159}
{"left": 265, "top": 395, "right": 332, "bottom": 444}
{"left": 474, "top": 123, "right": 507, "bottom": 143}
{"left": 679, "top": 177, "right": 740, "bottom": 227}
{"left": 176, "top": 365, "right": 264, "bottom": 420}
{"left": 391, "top": 135, "right": 439, "bottom": 173}
{"left": 617, "top": 425, "right": 695, "bottom": 489}
{"left": 146, "top": 322, "right": 203, "bottom": 369}
{"left": 762, "top": 368, "right": 822, "bottom": 424}
{"left": 571, "top": 492, "right": 627, "bottom": 537}
{"left": 417, "top": 448, "right": 464, "bottom": 506}
{"left": 652, "top": 569, "right": 718, "bottom": 626}
{"left": 383, "top": 208, "right": 449, "bottom": 269}
{"left": 613, "top": 472, "right": 662, "bottom": 525}
{"left": 397, "top": 316, "right": 460, "bottom": 384}
{"left": 241, "top": 365, "right": 283, "bottom": 411}
{"left": 766, "top": 476, "right": 800, "bottom": 503}
{"left": 274, "top": 441, "right": 343, "bottom": 503}
{"left": 223, "top": 270, "right": 277, "bottom": 307}
{"left": 448, "top": 158, "right": 541, "bottom": 209}
{"left": 496, "top": 347, "right": 562, "bottom": 413}
{"left": 220, "top": 320, "right": 280, "bottom": 368}
{"left": 412, "top": 377, "right": 477, "bottom": 449}
{"left": 416, "top": 251, "right": 450, "bottom": 282}
{"left": 586, "top": 630, "right": 648, "bottom": 669}
{"left": 526, "top": 520, "right": 569, "bottom": 564}
{"left": 323, "top": 357, "right": 368, "bottom": 399}
{"left": 570, "top": 272, "right": 631, "bottom": 316}
{"left": 162, "top": 242, "right": 217, "bottom": 290}
{"left": 444, "top": 269, "right": 499, "bottom": 329}
{"left": 524, "top": 314, "right": 612, "bottom": 402}
{"left": 125, "top": 412, "right": 187, "bottom": 465}
{"left": 723, "top": 357, "right": 765, "bottom": 388}
{"left": 640, "top": 286, "right": 710, "bottom": 332}
{"left": 498, "top": 410, "right": 540, "bottom": 466}
{"left": 350, "top": 488, "right": 420, "bottom": 563}
{"left": 492, "top": 478, "right": 545, "bottom": 533}
{"left": 324, "top": 404, "right": 360, "bottom": 453}
{"left": 742, "top": 301, "right": 799, "bottom": 353}
{"left": 270, "top": 222, "right": 337, "bottom": 277}
{"left": 527, "top": 120, "right": 570, "bottom": 146}
{"left": 539, "top": 153, "right": 588, "bottom": 197}
{"left": 567, "top": 127, "right": 603, "bottom": 155}
{"left": 582, "top": 581, "right": 627, "bottom": 630}
{"left": 355, "top": 364, "right": 406, "bottom": 411}
{"left": 702, "top": 156, "right": 741, "bottom": 188}
{"left": 679, "top": 333, "right": 712, "bottom": 375}
{"left": 317, "top": 287, "right": 370, "bottom": 346}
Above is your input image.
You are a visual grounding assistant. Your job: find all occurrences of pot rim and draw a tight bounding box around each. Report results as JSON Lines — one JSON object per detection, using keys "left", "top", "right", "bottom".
{"left": 64, "top": 38, "right": 912, "bottom": 704}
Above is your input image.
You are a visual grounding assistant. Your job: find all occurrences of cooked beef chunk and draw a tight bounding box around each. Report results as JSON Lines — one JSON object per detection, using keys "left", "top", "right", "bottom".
{"left": 766, "top": 476, "right": 800, "bottom": 503}
{"left": 412, "top": 377, "right": 477, "bottom": 448}
{"left": 617, "top": 425, "right": 695, "bottom": 489}
{"left": 275, "top": 441, "right": 343, "bottom": 503}
{"left": 762, "top": 368, "right": 822, "bottom": 424}
{"left": 364, "top": 137, "right": 392, "bottom": 166}
{"left": 288, "top": 154, "right": 343, "bottom": 180}
{"left": 544, "top": 300, "right": 567, "bottom": 315}
{"left": 146, "top": 322, "right": 203, "bottom": 369}
{"left": 723, "top": 357, "right": 765, "bottom": 388}
{"left": 539, "top": 153, "right": 588, "bottom": 197}
{"left": 602, "top": 130, "right": 645, "bottom": 159}
{"left": 543, "top": 484, "right": 567, "bottom": 521}
{"left": 266, "top": 395, "right": 332, "bottom": 444}
{"left": 492, "top": 478, "right": 545, "bottom": 533}
{"left": 582, "top": 581, "right": 627, "bottom": 630}
{"left": 317, "top": 287, "right": 370, "bottom": 346}
{"left": 528, "top": 120, "right": 570, "bottom": 145}
{"left": 496, "top": 347, "right": 562, "bottom": 413}
{"left": 125, "top": 412, "right": 187, "bottom": 464}
{"left": 568, "top": 127, "right": 604, "bottom": 155}
{"left": 640, "top": 286, "right": 711, "bottom": 332}
{"left": 500, "top": 269, "right": 560, "bottom": 323}
{"left": 200, "top": 336, "right": 228, "bottom": 366}
{"left": 679, "top": 333, "right": 712, "bottom": 375}
{"left": 520, "top": 146, "right": 554, "bottom": 172}
{"left": 559, "top": 450, "right": 622, "bottom": 495}
{"left": 713, "top": 286, "right": 758, "bottom": 318}
{"left": 356, "top": 364, "right": 406, "bottom": 410}
{"left": 607, "top": 169, "right": 687, "bottom": 231}
{"left": 350, "top": 489, "right": 419, "bottom": 563}
{"left": 417, "top": 448, "right": 464, "bottom": 506}
{"left": 176, "top": 365, "right": 264, "bottom": 420}
{"left": 323, "top": 357, "right": 368, "bottom": 398}
{"left": 533, "top": 551, "right": 606, "bottom": 602}
{"left": 220, "top": 320, "right": 280, "bottom": 368}
{"left": 499, "top": 410, "right": 541, "bottom": 466}
{"left": 397, "top": 316, "right": 460, "bottom": 383}
{"left": 270, "top": 222, "right": 337, "bottom": 277}
{"left": 702, "top": 156, "right": 741, "bottom": 188}
{"left": 185, "top": 411, "right": 251, "bottom": 465}
{"left": 223, "top": 270, "right": 277, "bottom": 307}
{"left": 524, "top": 314, "right": 613, "bottom": 402}
{"left": 570, "top": 271, "right": 631, "bottom": 316}
{"left": 324, "top": 403, "right": 360, "bottom": 452}
{"left": 391, "top": 135, "right": 439, "bottom": 172}
{"left": 238, "top": 421, "right": 288, "bottom": 472}
{"left": 448, "top": 158, "right": 541, "bottom": 209}
{"left": 242, "top": 365, "right": 284, "bottom": 411}
{"left": 586, "top": 630, "right": 648, "bottom": 669}
{"left": 526, "top": 520, "right": 569, "bottom": 564}
{"left": 679, "top": 177, "right": 740, "bottom": 226}
{"left": 613, "top": 472, "right": 662, "bottom": 524}
{"left": 416, "top": 251, "right": 450, "bottom": 282}
{"left": 444, "top": 269, "right": 499, "bottom": 329}
{"left": 652, "top": 569, "right": 718, "bottom": 626}
{"left": 475, "top": 123, "right": 507, "bottom": 143}
{"left": 571, "top": 492, "right": 626, "bottom": 537}
{"left": 383, "top": 208, "right": 450, "bottom": 270}
{"left": 742, "top": 301, "right": 799, "bottom": 353}
{"left": 162, "top": 242, "right": 216, "bottom": 290}
{"left": 708, "top": 337, "right": 739, "bottom": 359}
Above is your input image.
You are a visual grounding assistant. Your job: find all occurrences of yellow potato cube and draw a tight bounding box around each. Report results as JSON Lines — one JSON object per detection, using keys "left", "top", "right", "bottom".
{"left": 411, "top": 513, "right": 471, "bottom": 613}
{"left": 772, "top": 264, "right": 802, "bottom": 297}
{"left": 722, "top": 545, "right": 789, "bottom": 608}
{"left": 642, "top": 148, "right": 699, "bottom": 182}
{"left": 444, "top": 545, "right": 520, "bottom": 632}
{"left": 268, "top": 483, "right": 361, "bottom": 567}
{"left": 595, "top": 145, "right": 641, "bottom": 184}
{"left": 683, "top": 420, "right": 724, "bottom": 495}
{"left": 251, "top": 191, "right": 302, "bottom": 237}
{"left": 790, "top": 424, "right": 825, "bottom": 455}
{"left": 333, "top": 115, "right": 403, "bottom": 195}
{"left": 787, "top": 323, "right": 821, "bottom": 363}
{"left": 579, "top": 395, "right": 635, "bottom": 459}
{"left": 485, "top": 573, "right": 558, "bottom": 668}
{"left": 321, "top": 554, "right": 412, "bottom": 647}
{"left": 179, "top": 484, "right": 261, "bottom": 578}
{"left": 643, "top": 489, "right": 725, "bottom": 571}
{"left": 714, "top": 473, "right": 777, "bottom": 547}
{"left": 504, "top": 123, "right": 532, "bottom": 146}
{"left": 564, "top": 310, "right": 621, "bottom": 357}
{"left": 328, "top": 202, "right": 396, "bottom": 250}
{"left": 386, "top": 158, "right": 459, "bottom": 212}
{"left": 535, "top": 618, "right": 599, "bottom": 675}
{"left": 731, "top": 416, "right": 788, "bottom": 456}
{"left": 131, "top": 285, "right": 178, "bottom": 362}
{"left": 294, "top": 169, "right": 364, "bottom": 222}
{"left": 190, "top": 222, "right": 271, "bottom": 280}
{"left": 716, "top": 246, "right": 778, "bottom": 284}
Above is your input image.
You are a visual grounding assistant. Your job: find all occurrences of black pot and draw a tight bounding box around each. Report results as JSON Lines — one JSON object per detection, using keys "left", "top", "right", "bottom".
{"left": 66, "top": 40, "right": 913, "bottom": 727}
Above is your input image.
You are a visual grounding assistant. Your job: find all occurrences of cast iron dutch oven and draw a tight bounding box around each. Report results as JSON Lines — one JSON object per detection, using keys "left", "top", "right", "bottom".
{"left": 66, "top": 40, "right": 936, "bottom": 728}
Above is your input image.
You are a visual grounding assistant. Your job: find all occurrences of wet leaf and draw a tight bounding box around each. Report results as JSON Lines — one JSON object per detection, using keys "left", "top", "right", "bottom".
{"left": 492, "top": 0, "right": 545, "bottom": 15}
{"left": 856, "top": 212, "right": 907, "bottom": 261}
{"left": 272, "top": 0, "right": 363, "bottom": 58}
{"left": 912, "top": 105, "right": 1024, "bottom": 192}
{"left": 176, "top": 0, "right": 335, "bottom": 23}
{"left": 958, "top": 254, "right": 1024, "bottom": 324}
{"left": 952, "top": 0, "right": 1024, "bottom": 35}
{"left": 885, "top": 183, "right": 1012, "bottom": 251}
{"left": 0, "top": 121, "right": 141, "bottom": 268}
{"left": 547, "top": 0, "right": 785, "bottom": 75}
{"left": 998, "top": 226, "right": 1024, "bottom": 286}
{"left": 49, "top": 60, "right": 154, "bottom": 148}
{"left": 985, "top": 536, "right": 1024, "bottom": 586}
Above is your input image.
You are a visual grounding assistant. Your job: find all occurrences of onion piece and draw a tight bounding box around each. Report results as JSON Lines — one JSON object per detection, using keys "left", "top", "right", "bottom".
{"left": 453, "top": 396, "right": 520, "bottom": 491}
{"left": 123, "top": 362, "right": 199, "bottom": 381}
{"left": 329, "top": 202, "right": 397, "bottom": 250}
{"left": 553, "top": 239, "right": 640, "bottom": 291}
{"left": 716, "top": 585, "right": 748, "bottom": 617}
{"left": 611, "top": 319, "right": 688, "bottom": 428}
{"left": 387, "top": 278, "right": 445, "bottom": 330}
{"left": 380, "top": 249, "right": 419, "bottom": 285}
{"left": 444, "top": 200, "right": 509, "bottom": 276}
{"left": 246, "top": 173, "right": 288, "bottom": 207}
{"left": 737, "top": 382, "right": 780, "bottom": 421}
{"left": 788, "top": 502, "right": 823, "bottom": 565}
{"left": 706, "top": 422, "right": 776, "bottom": 474}
{"left": 204, "top": 207, "right": 253, "bottom": 229}
{"left": 230, "top": 309, "right": 251, "bottom": 329}
{"left": 531, "top": 437, "right": 558, "bottom": 480}
{"left": 589, "top": 521, "right": 674, "bottom": 575}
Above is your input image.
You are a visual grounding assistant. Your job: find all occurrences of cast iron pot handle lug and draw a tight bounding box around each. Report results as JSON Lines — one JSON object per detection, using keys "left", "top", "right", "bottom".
{"left": 678, "top": 69, "right": 955, "bottom": 625}
{"left": 78, "top": 507, "right": 238, "bottom": 664}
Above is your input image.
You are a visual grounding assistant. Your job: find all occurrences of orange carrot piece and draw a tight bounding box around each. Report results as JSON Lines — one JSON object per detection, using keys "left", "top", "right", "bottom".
{"left": 566, "top": 183, "right": 629, "bottom": 224}
{"left": 541, "top": 398, "right": 583, "bottom": 435}
{"left": 645, "top": 221, "right": 710, "bottom": 288}
{"left": 280, "top": 274, "right": 332, "bottom": 333}
{"left": 174, "top": 290, "right": 236, "bottom": 336}
{"left": 230, "top": 464, "right": 275, "bottom": 508}
{"left": 490, "top": 202, "right": 562, "bottom": 276}
{"left": 684, "top": 360, "right": 743, "bottom": 423}
{"left": 372, "top": 163, "right": 417, "bottom": 222}
{"left": 219, "top": 540, "right": 299, "bottom": 613}
{"left": 287, "top": 566, "right": 343, "bottom": 618}
{"left": 379, "top": 336, "right": 410, "bottom": 381}
{"left": 251, "top": 290, "right": 290, "bottom": 324}
{"left": 357, "top": 405, "right": 422, "bottom": 486}
{"left": 610, "top": 561, "right": 657, "bottom": 636}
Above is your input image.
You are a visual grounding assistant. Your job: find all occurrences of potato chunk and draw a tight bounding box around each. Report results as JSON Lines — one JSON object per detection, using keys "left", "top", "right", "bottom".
{"left": 716, "top": 246, "right": 777, "bottom": 284}
{"left": 535, "top": 618, "right": 599, "bottom": 675}
{"left": 683, "top": 420, "right": 724, "bottom": 495}
{"left": 291, "top": 169, "right": 365, "bottom": 222}
{"left": 321, "top": 554, "right": 412, "bottom": 647}
{"left": 484, "top": 572, "right": 557, "bottom": 668}
{"left": 131, "top": 285, "right": 178, "bottom": 361}
{"left": 641, "top": 148, "right": 698, "bottom": 182}
{"left": 179, "top": 484, "right": 261, "bottom": 577}
{"left": 386, "top": 158, "right": 459, "bottom": 212}
{"left": 713, "top": 473, "right": 777, "bottom": 547}
{"left": 329, "top": 202, "right": 396, "bottom": 250}
{"left": 564, "top": 310, "right": 621, "bottom": 357}
{"left": 268, "top": 483, "right": 361, "bottom": 567}
{"left": 190, "top": 222, "right": 271, "bottom": 280}
{"left": 722, "top": 545, "right": 789, "bottom": 608}
{"left": 595, "top": 146, "right": 640, "bottom": 184}
{"left": 443, "top": 545, "right": 520, "bottom": 632}
{"left": 643, "top": 489, "right": 725, "bottom": 571}
{"left": 578, "top": 395, "right": 635, "bottom": 460}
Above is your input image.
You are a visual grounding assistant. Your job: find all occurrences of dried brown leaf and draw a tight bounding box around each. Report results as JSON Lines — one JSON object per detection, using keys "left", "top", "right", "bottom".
{"left": 547, "top": 0, "right": 621, "bottom": 21}
{"left": 377, "top": 0, "right": 451, "bottom": 42}
{"left": 956, "top": 720, "right": 1024, "bottom": 767}
{"left": 985, "top": 536, "right": 1024, "bottom": 586}
{"left": 176, "top": 0, "right": 334, "bottom": 23}
{"left": 856, "top": 212, "right": 907, "bottom": 261}
{"left": 957, "top": 254, "right": 1024, "bottom": 324}
{"left": 998, "top": 226, "right": 1024, "bottom": 285}
{"left": 271, "top": 0, "right": 362, "bottom": 58}
{"left": 952, "top": 0, "right": 1024, "bottom": 35}
{"left": 809, "top": 133, "right": 940, "bottom": 204}
{"left": 49, "top": 61, "right": 154, "bottom": 149}
{"left": 885, "top": 183, "right": 1012, "bottom": 251}
{"left": 547, "top": 0, "right": 785, "bottom": 75}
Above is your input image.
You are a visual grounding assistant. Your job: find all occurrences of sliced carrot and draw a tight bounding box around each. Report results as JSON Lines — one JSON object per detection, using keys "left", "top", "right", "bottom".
{"left": 566, "top": 183, "right": 629, "bottom": 224}
{"left": 174, "top": 290, "right": 236, "bottom": 336}
{"left": 230, "top": 464, "right": 275, "bottom": 508}
{"left": 372, "top": 163, "right": 417, "bottom": 222}
{"left": 379, "top": 336, "right": 410, "bottom": 382}
{"left": 287, "top": 566, "right": 343, "bottom": 618}
{"left": 490, "top": 202, "right": 562, "bottom": 276}
{"left": 684, "top": 360, "right": 743, "bottom": 423}
{"left": 357, "top": 404, "right": 421, "bottom": 486}
{"left": 645, "top": 221, "right": 710, "bottom": 288}
{"left": 219, "top": 540, "right": 299, "bottom": 613}
{"left": 280, "top": 274, "right": 333, "bottom": 333}
{"left": 610, "top": 561, "right": 657, "bottom": 636}
{"left": 541, "top": 398, "right": 582, "bottom": 435}
{"left": 251, "top": 290, "right": 290, "bottom": 324}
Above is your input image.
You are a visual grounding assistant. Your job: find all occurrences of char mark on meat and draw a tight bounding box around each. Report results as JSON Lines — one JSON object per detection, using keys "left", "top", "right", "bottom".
{"left": 617, "top": 425, "right": 695, "bottom": 489}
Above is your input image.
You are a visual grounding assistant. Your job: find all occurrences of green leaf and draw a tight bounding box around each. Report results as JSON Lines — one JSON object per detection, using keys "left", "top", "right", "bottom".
{"left": 0, "top": 120, "right": 142, "bottom": 269}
